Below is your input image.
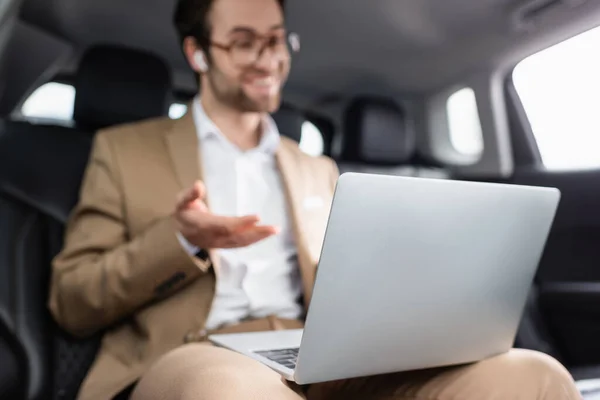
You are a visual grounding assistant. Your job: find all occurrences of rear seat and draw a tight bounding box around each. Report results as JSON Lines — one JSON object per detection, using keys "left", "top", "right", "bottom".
{"left": 514, "top": 286, "right": 561, "bottom": 357}
{"left": 72, "top": 45, "right": 171, "bottom": 131}
{"left": 271, "top": 103, "right": 304, "bottom": 143}
{"left": 516, "top": 287, "right": 600, "bottom": 388}
{"left": 0, "top": 44, "right": 171, "bottom": 400}
{"left": 0, "top": 313, "right": 25, "bottom": 398}
{"left": 338, "top": 96, "right": 449, "bottom": 179}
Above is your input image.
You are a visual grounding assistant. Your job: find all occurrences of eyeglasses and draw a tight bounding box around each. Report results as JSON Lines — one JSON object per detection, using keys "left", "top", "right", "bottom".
{"left": 210, "top": 31, "right": 300, "bottom": 68}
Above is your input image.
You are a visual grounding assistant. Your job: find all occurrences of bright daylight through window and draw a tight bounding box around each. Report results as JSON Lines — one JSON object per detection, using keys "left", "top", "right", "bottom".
{"left": 21, "top": 82, "right": 75, "bottom": 121}
{"left": 446, "top": 87, "right": 484, "bottom": 159}
{"left": 513, "top": 25, "right": 600, "bottom": 170}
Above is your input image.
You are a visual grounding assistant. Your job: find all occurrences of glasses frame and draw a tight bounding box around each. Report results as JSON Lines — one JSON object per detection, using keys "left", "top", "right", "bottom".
{"left": 209, "top": 31, "right": 300, "bottom": 67}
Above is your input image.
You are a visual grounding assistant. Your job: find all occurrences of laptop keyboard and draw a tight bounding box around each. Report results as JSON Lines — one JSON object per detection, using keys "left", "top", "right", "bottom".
{"left": 254, "top": 347, "right": 299, "bottom": 370}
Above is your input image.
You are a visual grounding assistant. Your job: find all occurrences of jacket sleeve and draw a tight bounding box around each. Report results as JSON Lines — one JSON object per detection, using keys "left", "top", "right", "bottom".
{"left": 48, "top": 132, "right": 211, "bottom": 338}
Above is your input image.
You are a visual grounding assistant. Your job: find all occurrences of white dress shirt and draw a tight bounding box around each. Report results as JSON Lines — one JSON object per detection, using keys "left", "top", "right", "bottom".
{"left": 177, "top": 98, "right": 303, "bottom": 330}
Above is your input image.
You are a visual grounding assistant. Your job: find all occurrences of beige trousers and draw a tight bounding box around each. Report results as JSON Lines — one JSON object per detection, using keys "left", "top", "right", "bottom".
{"left": 130, "top": 317, "right": 581, "bottom": 400}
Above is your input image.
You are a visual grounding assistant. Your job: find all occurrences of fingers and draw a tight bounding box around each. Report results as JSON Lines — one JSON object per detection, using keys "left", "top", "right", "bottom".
{"left": 193, "top": 180, "right": 206, "bottom": 200}
{"left": 220, "top": 225, "right": 279, "bottom": 248}
{"left": 176, "top": 192, "right": 278, "bottom": 249}
{"left": 176, "top": 181, "right": 206, "bottom": 211}
{"left": 227, "top": 214, "right": 261, "bottom": 229}
{"left": 176, "top": 188, "right": 195, "bottom": 211}
{"left": 207, "top": 214, "right": 259, "bottom": 232}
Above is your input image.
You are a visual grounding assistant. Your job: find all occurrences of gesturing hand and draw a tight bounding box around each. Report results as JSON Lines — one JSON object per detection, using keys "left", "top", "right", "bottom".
{"left": 174, "top": 180, "right": 278, "bottom": 249}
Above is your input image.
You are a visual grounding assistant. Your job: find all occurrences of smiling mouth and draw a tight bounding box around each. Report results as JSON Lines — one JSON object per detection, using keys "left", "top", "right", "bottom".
{"left": 245, "top": 76, "right": 281, "bottom": 93}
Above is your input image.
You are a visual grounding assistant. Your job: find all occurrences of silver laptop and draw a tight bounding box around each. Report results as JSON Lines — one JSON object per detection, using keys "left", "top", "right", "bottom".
{"left": 209, "top": 172, "right": 560, "bottom": 385}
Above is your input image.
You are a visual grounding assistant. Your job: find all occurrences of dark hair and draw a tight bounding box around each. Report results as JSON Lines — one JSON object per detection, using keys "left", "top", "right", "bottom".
{"left": 174, "top": 0, "right": 285, "bottom": 52}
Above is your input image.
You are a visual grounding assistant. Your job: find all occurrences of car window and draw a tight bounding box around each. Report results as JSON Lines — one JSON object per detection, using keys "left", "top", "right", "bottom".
{"left": 299, "top": 121, "right": 324, "bottom": 156}
{"left": 169, "top": 103, "right": 188, "bottom": 119}
{"left": 446, "top": 87, "right": 484, "bottom": 158}
{"left": 513, "top": 26, "right": 600, "bottom": 170}
{"left": 21, "top": 82, "right": 75, "bottom": 121}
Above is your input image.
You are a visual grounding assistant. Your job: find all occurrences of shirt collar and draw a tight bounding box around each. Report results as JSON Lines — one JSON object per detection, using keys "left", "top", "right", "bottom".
{"left": 192, "top": 96, "right": 280, "bottom": 155}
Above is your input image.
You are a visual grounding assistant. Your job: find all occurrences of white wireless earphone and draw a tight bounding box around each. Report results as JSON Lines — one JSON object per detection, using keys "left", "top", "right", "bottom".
{"left": 194, "top": 51, "right": 208, "bottom": 72}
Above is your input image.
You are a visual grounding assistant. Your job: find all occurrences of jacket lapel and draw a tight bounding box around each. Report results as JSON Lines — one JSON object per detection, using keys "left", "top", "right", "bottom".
{"left": 276, "top": 141, "right": 315, "bottom": 308}
{"left": 164, "top": 109, "right": 222, "bottom": 276}
{"left": 165, "top": 110, "right": 203, "bottom": 190}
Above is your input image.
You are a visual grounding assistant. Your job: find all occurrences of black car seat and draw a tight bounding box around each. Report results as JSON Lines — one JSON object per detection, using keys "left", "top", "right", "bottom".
{"left": 0, "top": 44, "right": 171, "bottom": 400}
{"left": 271, "top": 103, "right": 305, "bottom": 143}
{"left": 337, "top": 96, "right": 450, "bottom": 179}
{"left": 516, "top": 286, "right": 600, "bottom": 383}
{"left": 73, "top": 45, "right": 171, "bottom": 131}
{"left": 0, "top": 305, "right": 27, "bottom": 399}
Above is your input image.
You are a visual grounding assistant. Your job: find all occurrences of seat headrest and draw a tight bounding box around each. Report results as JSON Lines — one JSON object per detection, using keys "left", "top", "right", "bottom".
{"left": 73, "top": 45, "right": 172, "bottom": 130}
{"left": 341, "top": 97, "right": 416, "bottom": 165}
{"left": 271, "top": 104, "right": 304, "bottom": 142}
{"left": 0, "top": 121, "right": 93, "bottom": 223}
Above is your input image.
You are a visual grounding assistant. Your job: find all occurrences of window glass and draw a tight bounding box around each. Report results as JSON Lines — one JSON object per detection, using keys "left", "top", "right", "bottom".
{"left": 169, "top": 103, "right": 188, "bottom": 119}
{"left": 299, "top": 121, "right": 324, "bottom": 156}
{"left": 21, "top": 82, "right": 75, "bottom": 120}
{"left": 446, "top": 87, "right": 484, "bottom": 157}
{"left": 513, "top": 26, "right": 600, "bottom": 170}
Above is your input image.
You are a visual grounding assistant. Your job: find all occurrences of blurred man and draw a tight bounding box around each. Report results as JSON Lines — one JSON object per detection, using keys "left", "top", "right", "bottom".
{"left": 49, "top": 0, "right": 581, "bottom": 398}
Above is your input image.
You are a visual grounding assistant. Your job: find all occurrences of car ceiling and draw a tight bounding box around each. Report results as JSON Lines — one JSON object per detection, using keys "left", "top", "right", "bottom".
{"left": 18, "top": 0, "right": 600, "bottom": 101}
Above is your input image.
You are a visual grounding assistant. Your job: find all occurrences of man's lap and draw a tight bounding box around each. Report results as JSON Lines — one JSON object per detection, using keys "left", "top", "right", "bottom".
{"left": 124, "top": 317, "right": 579, "bottom": 400}
{"left": 125, "top": 316, "right": 303, "bottom": 400}
{"left": 129, "top": 342, "right": 579, "bottom": 400}
{"left": 130, "top": 343, "right": 307, "bottom": 399}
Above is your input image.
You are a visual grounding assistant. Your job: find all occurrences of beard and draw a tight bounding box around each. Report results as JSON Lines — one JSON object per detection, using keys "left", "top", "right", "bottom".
{"left": 205, "top": 64, "right": 285, "bottom": 113}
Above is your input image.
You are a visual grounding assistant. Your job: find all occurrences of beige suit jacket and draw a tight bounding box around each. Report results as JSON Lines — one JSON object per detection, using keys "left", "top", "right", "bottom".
{"left": 48, "top": 110, "right": 339, "bottom": 400}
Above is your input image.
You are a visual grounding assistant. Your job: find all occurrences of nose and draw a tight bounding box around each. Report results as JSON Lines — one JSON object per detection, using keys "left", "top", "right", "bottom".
{"left": 253, "top": 44, "right": 285, "bottom": 71}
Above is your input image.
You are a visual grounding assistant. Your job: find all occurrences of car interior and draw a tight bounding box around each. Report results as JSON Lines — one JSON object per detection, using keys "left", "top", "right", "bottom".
{"left": 2, "top": 0, "right": 600, "bottom": 398}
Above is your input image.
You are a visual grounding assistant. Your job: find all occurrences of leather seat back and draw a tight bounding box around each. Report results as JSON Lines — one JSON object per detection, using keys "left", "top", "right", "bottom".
{"left": 338, "top": 96, "right": 450, "bottom": 179}
{"left": 0, "top": 172, "right": 30, "bottom": 399}
{"left": 0, "top": 322, "right": 26, "bottom": 399}
{"left": 514, "top": 286, "right": 561, "bottom": 359}
{"left": 73, "top": 44, "right": 172, "bottom": 131}
{"left": 0, "top": 122, "right": 94, "bottom": 400}
{"left": 0, "top": 44, "right": 172, "bottom": 400}
{"left": 271, "top": 103, "right": 305, "bottom": 143}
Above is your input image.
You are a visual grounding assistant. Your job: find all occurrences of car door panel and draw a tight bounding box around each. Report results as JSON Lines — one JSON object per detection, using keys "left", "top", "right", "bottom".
{"left": 540, "top": 282, "right": 600, "bottom": 366}
{"left": 508, "top": 168, "right": 600, "bottom": 367}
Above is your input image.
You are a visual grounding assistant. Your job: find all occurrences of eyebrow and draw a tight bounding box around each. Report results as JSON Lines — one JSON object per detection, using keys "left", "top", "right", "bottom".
{"left": 228, "top": 24, "right": 285, "bottom": 35}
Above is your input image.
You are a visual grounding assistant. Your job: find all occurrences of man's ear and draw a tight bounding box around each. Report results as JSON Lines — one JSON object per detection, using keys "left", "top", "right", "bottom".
{"left": 183, "top": 37, "right": 208, "bottom": 73}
